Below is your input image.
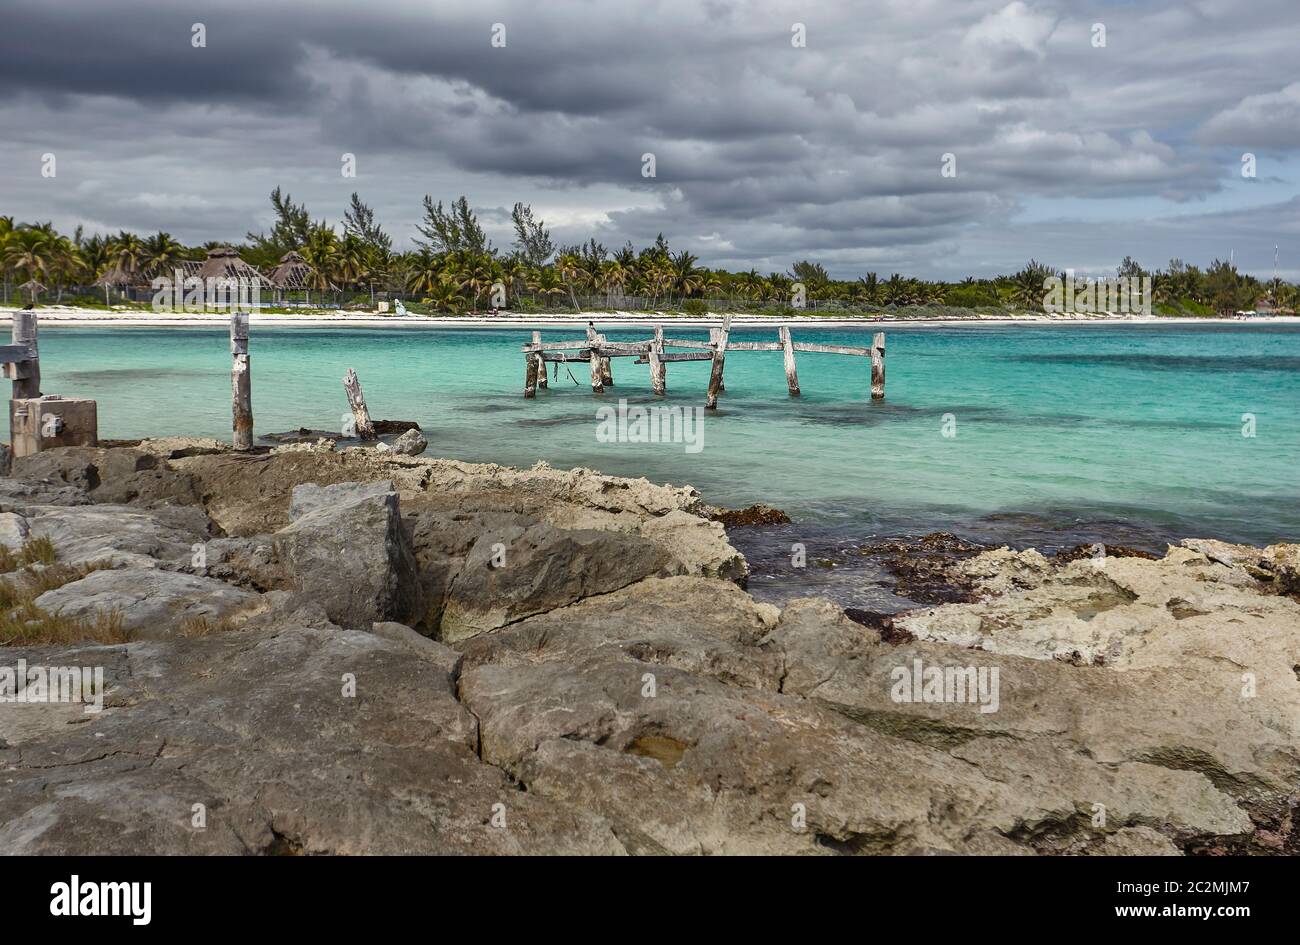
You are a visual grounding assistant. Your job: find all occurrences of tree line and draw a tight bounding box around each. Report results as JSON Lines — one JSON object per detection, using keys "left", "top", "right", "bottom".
{"left": 1, "top": 193, "right": 1294, "bottom": 315}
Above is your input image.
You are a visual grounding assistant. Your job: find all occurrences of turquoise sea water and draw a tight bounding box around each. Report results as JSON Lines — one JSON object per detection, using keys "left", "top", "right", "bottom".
{"left": 18, "top": 323, "right": 1300, "bottom": 559}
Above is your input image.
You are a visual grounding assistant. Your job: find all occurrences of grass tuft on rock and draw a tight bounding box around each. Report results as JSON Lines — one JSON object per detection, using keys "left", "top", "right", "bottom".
{"left": 0, "top": 547, "right": 129, "bottom": 646}
{"left": 0, "top": 536, "right": 59, "bottom": 573}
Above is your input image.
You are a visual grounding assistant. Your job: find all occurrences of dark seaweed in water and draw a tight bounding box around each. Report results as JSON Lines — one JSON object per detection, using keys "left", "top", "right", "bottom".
{"left": 710, "top": 504, "right": 791, "bottom": 527}
{"left": 855, "top": 532, "right": 989, "bottom": 605}
{"left": 843, "top": 609, "right": 915, "bottom": 644}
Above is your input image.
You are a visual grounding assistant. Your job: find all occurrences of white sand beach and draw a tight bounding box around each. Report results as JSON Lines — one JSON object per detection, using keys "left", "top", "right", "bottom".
{"left": 5, "top": 305, "right": 1296, "bottom": 330}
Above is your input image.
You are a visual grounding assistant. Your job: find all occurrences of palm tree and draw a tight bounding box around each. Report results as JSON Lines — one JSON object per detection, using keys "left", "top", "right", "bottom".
{"left": 425, "top": 277, "right": 464, "bottom": 314}
{"left": 882, "top": 273, "right": 907, "bottom": 306}
{"left": 556, "top": 251, "right": 585, "bottom": 310}
{"left": 3, "top": 227, "right": 55, "bottom": 292}
{"left": 335, "top": 233, "right": 370, "bottom": 293}
{"left": 110, "top": 231, "right": 147, "bottom": 276}
{"left": 669, "top": 250, "right": 704, "bottom": 301}
{"left": 141, "top": 231, "right": 185, "bottom": 278}
{"left": 1012, "top": 270, "right": 1044, "bottom": 310}
{"left": 457, "top": 252, "right": 497, "bottom": 311}
{"left": 0, "top": 217, "right": 15, "bottom": 304}
{"left": 535, "top": 266, "right": 568, "bottom": 307}
{"left": 403, "top": 249, "right": 442, "bottom": 296}
{"left": 599, "top": 258, "right": 627, "bottom": 307}
{"left": 856, "top": 273, "right": 880, "bottom": 305}
{"left": 300, "top": 227, "right": 341, "bottom": 302}
{"left": 47, "top": 235, "right": 84, "bottom": 302}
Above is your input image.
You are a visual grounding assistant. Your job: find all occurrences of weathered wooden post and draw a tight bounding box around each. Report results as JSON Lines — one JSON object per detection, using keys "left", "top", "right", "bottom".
{"left": 11, "top": 311, "right": 40, "bottom": 400}
{"left": 532, "top": 330, "right": 547, "bottom": 389}
{"left": 596, "top": 333, "right": 614, "bottom": 386}
{"left": 649, "top": 324, "right": 666, "bottom": 395}
{"left": 779, "top": 325, "right": 799, "bottom": 396}
{"left": 585, "top": 323, "right": 604, "bottom": 394}
{"left": 708, "top": 327, "right": 725, "bottom": 391}
{"left": 871, "top": 331, "right": 885, "bottom": 400}
{"left": 523, "top": 347, "right": 539, "bottom": 398}
{"left": 705, "top": 315, "right": 731, "bottom": 410}
{"left": 230, "top": 312, "right": 253, "bottom": 450}
{"left": 343, "top": 367, "right": 377, "bottom": 439}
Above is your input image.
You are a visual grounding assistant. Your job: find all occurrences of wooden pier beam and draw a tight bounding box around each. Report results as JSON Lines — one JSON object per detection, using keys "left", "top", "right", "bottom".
{"left": 779, "top": 325, "right": 799, "bottom": 396}
{"left": 11, "top": 311, "right": 40, "bottom": 400}
{"left": 343, "top": 367, "right": 377, "bottom": 439}
{"left": 230, "top": 312, "right": 253, "bottom": 450}
{"left": 705, "top": 316, "right": 731, "bottom": 410}
{"left": 649, "top": 324, "right": 666, "bottom": 395}
{"left": 871, "top": 331, "right": 885, "bottom": 400}
{"left": 585, "top": 323, "right": 604, "bottom": 394}
{"left": 532, "top": 331, "right": 547, "bottom": 389}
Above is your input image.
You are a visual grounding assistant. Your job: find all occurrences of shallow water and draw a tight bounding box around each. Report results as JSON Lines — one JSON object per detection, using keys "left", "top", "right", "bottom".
{"left": 20, "top": 322, "right": 1300, "bottom": 601}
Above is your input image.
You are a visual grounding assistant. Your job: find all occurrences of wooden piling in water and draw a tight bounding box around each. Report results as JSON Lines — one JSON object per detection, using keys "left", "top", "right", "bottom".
{"left": 779, "top": 325, "right": 799, "bottom": 396}
{"left": 708, "top": 327, "right": 725, "bottom": 391}
{"left": 596, "top": 333, "right": 614, "bottom": 386}
{"left": 705, "top": 316, "right": 731, "bottom": 410}
{"left": 649, "top": 324, "right": 666, "bottom": 395}
{"left": 11, "top": 311, "right": 40, "bottom": 400}
{"left": 871, "top": 331, "right": 885, "bottom": 400}
{"left": 532, "top": 331, "right": 547, "bottom": 389}
{"left": 524, "top": 350, "right": 539, "bottom": 398}
{"left": 343, "top": 367, "right": 377, "bottom": 439}
{"left": 230, "top": 312, "right": 253, "bottom": 450}
{"left": 585, "top": 324, "right": 604, "bottom": 394}
{"left": 525, "top": 322, "right": 884, "bottom": 405}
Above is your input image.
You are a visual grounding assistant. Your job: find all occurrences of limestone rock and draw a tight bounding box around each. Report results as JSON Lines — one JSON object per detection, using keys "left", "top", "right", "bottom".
{"left": 35, "top": 567, "right": 259, "bottom": 637}
{"left": 392, "top": 428, "right": 428, "bottom": 456}
{"left": 0, "top": 510, "right": 31, "bottom": 550}
{"left": 0, "top": 628, "right": 623, "bottom": 854}
{"left": 23, "top": 503, "right": 210, "bottom": 569}
{"left": 274, "top": 480, "right": 418, "bottom": 630}
{"left": 637, "top": 509, "right": 749, "bottom": 583}
{"left": 11, "top": 446, "right": 200, "bottom": 508}
{"left": 438, "top": 522, "right": 672, "bottom": 642}
{"left": 1263, "top": 543, "right": 1300, "bottom": 596}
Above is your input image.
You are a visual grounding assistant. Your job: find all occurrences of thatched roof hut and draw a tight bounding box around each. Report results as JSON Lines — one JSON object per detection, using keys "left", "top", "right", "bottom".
{"left": 17, "top": 279, "right": 47, "bottom": 296}
{"left": 94, "top": 266, "right": 139, "bottom": 288}
{"left": 268, "top": 250, "right": 315, "bottom": 290}
{"left": 197, "top": 246, "right": 273, "bottom": 289}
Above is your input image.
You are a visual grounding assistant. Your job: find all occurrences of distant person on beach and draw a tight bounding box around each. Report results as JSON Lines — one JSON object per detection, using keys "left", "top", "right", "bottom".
{"left": 394, "top": 300, "right": 407, "bottom": 317}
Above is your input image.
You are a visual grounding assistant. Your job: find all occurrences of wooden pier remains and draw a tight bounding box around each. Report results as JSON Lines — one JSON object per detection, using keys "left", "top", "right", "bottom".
{"left": 521, "top": 319, "right": 885, "bottom": 405}
{"left": 4, "top": 312, "right": 100, "bottom": 458}
{"left": 230, "top": 312, "right": 254, "bottom": 450}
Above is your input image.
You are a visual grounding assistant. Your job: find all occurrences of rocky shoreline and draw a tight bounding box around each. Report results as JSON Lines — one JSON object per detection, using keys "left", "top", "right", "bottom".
{"left": 1, "top": 440, "right": 1297, "bottom": 855}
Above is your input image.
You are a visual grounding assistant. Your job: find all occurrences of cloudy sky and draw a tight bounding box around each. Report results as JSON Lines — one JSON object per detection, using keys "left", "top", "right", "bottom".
{"left": 2, "top": 0, "right": 1297, "bottom": 279}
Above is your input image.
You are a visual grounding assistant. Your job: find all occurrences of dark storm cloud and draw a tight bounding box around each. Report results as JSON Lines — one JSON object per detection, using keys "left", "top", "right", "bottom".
{"left": 1, "top": 0, "right": 1298, "bottom": 278}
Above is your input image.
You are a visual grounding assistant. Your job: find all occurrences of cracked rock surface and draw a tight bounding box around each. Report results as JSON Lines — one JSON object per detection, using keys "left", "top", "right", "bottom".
{"left": 1, "top": 439, "right": 1297, "bottom": 854}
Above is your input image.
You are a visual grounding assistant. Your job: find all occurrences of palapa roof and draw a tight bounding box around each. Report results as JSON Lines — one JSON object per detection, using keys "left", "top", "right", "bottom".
{"left": 17, "top": 279, "right": 47, "bottom": 292}
{"left": 268, "top": 250, "right": 316, "bottom": 290}
{"left": 197, "top": 246, "right": 273, "bottom": 289}
{"left": 94, "top": 265, "right": 139, "bottom": 288}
